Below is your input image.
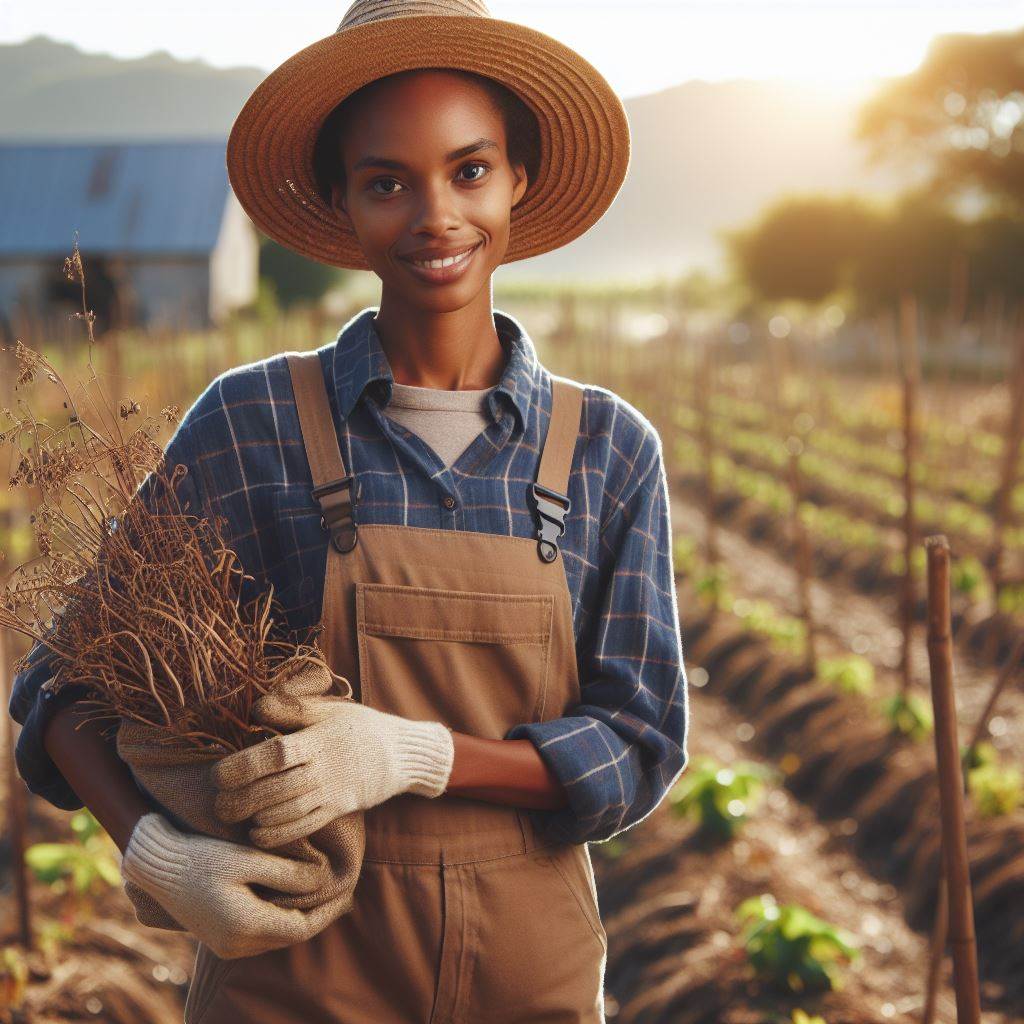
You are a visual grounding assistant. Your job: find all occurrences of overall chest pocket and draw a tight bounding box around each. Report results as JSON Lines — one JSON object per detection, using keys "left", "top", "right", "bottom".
{"left": 355, "top": 583, "right": 555, "bottom": 738}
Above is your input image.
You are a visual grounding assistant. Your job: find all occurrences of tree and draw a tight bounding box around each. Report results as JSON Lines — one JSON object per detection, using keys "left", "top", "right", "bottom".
{"left": 847, "top": 189, "right": 966, "bottom": 315}
{"left": 856, "top": 28, "right": 1024, "bottom": 215}
{"left": 722, "top": 194, "right": 875, "bottom": 305}
{"left": 258, "top": 235, "right": 349, "bottom": 310}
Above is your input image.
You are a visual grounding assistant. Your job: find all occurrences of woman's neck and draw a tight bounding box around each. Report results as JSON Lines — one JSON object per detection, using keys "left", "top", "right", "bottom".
{"left": 373, "top": 292, "right": 506, "bottom": 391}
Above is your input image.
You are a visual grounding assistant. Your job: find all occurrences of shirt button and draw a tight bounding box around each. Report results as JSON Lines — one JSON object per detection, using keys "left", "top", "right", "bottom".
{"left": 443, "top": 495, "right": 457, "bottom": 510}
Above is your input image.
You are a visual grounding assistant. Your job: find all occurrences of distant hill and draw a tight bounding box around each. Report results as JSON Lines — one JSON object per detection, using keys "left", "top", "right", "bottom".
{"left": 1, "top": 35, "right": 914, "bottom": 281}
{"left": 0, "top": 36, "right": 263, "bottom": 138}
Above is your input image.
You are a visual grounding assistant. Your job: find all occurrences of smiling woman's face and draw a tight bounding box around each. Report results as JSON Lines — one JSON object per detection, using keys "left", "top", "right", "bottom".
{"left": 328, "top": 69, "right": 529, "bottom": 313}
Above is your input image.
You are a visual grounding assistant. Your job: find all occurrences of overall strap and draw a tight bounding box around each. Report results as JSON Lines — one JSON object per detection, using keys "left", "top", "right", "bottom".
{"left": 286, "top": 351, "right": 583, "bottom": 562}
{"left": 286, "top": 351, "right": 360, "bottom": 553}
{"left": 531, "top": 375, "right": 585, "bottom": 563}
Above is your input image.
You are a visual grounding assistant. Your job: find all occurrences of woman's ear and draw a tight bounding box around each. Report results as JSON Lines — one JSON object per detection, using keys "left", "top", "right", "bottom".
{"left": 510, "top": 161, "right": 528, "bottom": 210}
{"left": 330, "top": 182, "right": 353, "bottom": 230}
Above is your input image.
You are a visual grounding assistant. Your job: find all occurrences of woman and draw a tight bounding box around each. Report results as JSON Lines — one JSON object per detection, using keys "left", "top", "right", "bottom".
{"left": 9, "top": 2, "right": 689, "bottom": 1021}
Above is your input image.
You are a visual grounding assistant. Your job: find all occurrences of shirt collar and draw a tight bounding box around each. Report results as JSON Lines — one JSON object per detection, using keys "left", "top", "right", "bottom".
{"left": 330, "top": 306, "right": 538, "bottom": 433}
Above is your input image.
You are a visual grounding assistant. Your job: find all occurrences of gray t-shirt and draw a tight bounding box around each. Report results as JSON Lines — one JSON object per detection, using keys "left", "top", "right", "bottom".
{"left": 382, "top": 380, "right": 495, "bottom": 468}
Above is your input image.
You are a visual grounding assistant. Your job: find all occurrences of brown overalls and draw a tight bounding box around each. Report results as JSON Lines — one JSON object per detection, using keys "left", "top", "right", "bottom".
{"left": 183, "top": 351, "right": 608, "bottom": 1023}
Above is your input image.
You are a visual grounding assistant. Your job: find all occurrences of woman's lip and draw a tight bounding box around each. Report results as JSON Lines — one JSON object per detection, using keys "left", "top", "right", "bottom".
{"left": 399, "top": 242, "right": 482, "bottom": 284}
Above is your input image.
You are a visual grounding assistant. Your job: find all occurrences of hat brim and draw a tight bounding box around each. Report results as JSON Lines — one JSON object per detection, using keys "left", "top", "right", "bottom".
{"left": 226, "top": 15, "right": 631, "bottom": 270}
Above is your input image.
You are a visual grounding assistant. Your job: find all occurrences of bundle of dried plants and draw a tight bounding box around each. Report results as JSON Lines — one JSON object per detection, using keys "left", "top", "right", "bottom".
{"left": 1, "top": 239, "right": 364, "bottom": 932}
{"left": 1, "top": 240, "right": 347, "bottom": 745}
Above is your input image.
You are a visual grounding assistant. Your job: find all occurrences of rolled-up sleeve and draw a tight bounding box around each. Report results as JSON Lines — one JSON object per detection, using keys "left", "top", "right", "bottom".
{"left": 505, "top": 429, "right": 690, "bottom": 845}
{"left": 7, "top": 418, "right": 204, "bottom": 811}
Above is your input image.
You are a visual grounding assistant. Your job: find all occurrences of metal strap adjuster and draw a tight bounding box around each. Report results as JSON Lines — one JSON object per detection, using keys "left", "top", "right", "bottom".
{"left": 531, "top": 482, "right": 571, "bottom": 563}
{"left": 312, "top": 473, "right": 360, "bottom": 553}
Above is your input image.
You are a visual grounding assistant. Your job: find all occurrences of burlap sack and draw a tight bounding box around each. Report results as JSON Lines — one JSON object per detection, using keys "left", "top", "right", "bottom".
{"left": 115, "top": 663, "right": 366, "bottom": 932}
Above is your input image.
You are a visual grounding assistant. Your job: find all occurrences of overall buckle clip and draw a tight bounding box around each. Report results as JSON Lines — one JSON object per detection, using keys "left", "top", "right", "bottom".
{"left": 531, "top": 482, "right": 571, "bottom": 563}
{"left": 312, "top": 473, "right": 360, "bottom": 553}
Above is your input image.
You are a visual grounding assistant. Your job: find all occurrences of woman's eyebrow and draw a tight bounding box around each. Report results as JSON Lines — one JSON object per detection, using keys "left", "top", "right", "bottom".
{"left": 352, "top": 137, "right": 499, "bottom": 172}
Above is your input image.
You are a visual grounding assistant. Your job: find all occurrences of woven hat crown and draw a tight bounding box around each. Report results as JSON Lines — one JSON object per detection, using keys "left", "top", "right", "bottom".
{"left": 339, "top": 0, "right": 491, "bottom": 32}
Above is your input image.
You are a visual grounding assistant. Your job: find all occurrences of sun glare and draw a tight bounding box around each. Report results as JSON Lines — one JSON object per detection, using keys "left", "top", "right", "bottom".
{"left": 1, "top": 2, "right": 1021, "bottom": 98}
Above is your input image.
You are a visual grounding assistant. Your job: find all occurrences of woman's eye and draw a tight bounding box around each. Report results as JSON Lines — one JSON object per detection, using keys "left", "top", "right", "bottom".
{"left": 459, "top": 162, "right": 490, "bottom": 183}
{"left": 370, "top": 177, "right": 403, "bottom": 196}
{"left": 368, "top": 164, "right": 489, "bottom": 195}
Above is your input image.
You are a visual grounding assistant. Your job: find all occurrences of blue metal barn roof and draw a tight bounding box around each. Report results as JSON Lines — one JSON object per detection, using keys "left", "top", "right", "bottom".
{"left": 0, "top": 139, "right": 232, "bottom": 257}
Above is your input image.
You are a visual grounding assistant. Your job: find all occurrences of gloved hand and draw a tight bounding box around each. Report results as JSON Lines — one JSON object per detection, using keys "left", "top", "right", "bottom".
{"left": 120, "top": 811, "right": 344, "bottom": 960}
{"left": 211, "top": 670, "right": 454, "bottom": 849}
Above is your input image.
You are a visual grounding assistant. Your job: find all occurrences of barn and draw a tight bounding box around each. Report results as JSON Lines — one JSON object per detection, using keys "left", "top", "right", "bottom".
{"left": 0, "top": 139, "right": 258, "bottom": 341}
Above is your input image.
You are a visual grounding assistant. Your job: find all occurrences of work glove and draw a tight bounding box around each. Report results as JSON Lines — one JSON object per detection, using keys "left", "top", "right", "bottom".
{"left": 120, "top": 811, "right": 344, "bottom": 960}
{"left": 210, "top": 670, "right": 455, "bottom": 849}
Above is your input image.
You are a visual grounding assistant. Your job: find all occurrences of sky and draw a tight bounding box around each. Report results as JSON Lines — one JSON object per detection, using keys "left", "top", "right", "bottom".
{"left": 1, "top": 1, "right": 1022, "bottom": 99}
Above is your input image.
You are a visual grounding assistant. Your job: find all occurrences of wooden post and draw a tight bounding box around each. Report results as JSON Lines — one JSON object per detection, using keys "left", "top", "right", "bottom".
{"left": 765, "top": 330, "right": 818, "bottom": 674}
{"left": 924, "top": 622, "right": 1023, "bottom": 1023}
{"left": 696, "top": 339, "right": 719, "bottom": 575}
{"left": 898, "top": 295, "right": 920, "bottom": 697}
{"left": 967, "top": 629, "right": 1024, "bottom": 755}
{"left": 923, "top": 535, "right": 981, "bottom": 1024}
{"left": 986, "top": 306, "right": 1024, "bottom": 605}
{"left": 670, "top": 314, "right": 689, "bottom": 461}
{"left": 878, "top": 309, "right": 898, "bottom": 383}
{"left": 938, "top": 252, "right": 969, "bottom": 425}
{"left": 2, "top": 625, "right": 33, "bottom": 949}
{"left": 922, "top": 846, "right": 949, "bottom": 1024}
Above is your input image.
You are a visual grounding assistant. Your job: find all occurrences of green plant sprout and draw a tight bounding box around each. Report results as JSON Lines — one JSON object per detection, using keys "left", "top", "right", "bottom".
{"left": 962, "top": 741, "right": 1022, "bottom": 817}
{"left": 949, "top": 555, "right": 990, "bottom": 601}
{"left": 730, "top": 597, "right": 806, "bottom": 655}
{"left": 735, "top": 893, "right": 859, "bottom": 994}
{"left": 791, "top": 1011, "right": 827, "bottom": 1024}
{"left": 817, "top": 655, "right": 875, "bottom": 697}
{"left": 673, "top": 534, "right": 699, "bottom": 576}
{"left": 885, "top": 546, "right": 927, "bottom": 580}
{"left": 800, "top": 503, "right": 880, "bottom": 551}
{"left": 968, "top": 761, "right": 1023, "bottom": 817}
{"left": 668, "top": 756, "right": 775, "bottom": 839}
{"left": 25, "top": 809, "right": 121, "bottom": 929}
{"left": 695, "top": 562, "right": 732, "bottom": 609}
{"left": 962, "top": 738, "right": 999, "bottom": 772}
{"left": 996, "top": 581, "right": 1024, "bottom": 616}
{"left": 880, "top": 692, "right": 934, "bottom": 741}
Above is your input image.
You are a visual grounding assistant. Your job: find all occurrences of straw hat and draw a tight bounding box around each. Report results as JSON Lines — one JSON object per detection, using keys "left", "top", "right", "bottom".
{"left": 225, "top": 0, "right": 631, "bottom": 270}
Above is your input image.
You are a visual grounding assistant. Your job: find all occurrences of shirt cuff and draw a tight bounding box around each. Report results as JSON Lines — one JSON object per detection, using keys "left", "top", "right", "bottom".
{"left": 505, "top": 717, "right": 617, "bottom": 846}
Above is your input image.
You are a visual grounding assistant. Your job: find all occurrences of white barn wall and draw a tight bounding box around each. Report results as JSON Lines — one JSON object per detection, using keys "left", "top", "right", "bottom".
{"left": 209, "top": 191, "right": 258, "bottom": 325}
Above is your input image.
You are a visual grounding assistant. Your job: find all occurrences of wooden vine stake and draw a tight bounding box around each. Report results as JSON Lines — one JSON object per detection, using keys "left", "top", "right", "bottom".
{"left": 665, "top": 306, "right": 688, "bottom": 466}
{"left": 924, "top": 624, "right": 1024, "bottom": 1024}
{"left": 2, "top": 624, "right": 33, "bottom": 949}
{"left": 923, "top": 535, "right": 981, "bottom": 1024}
{"left": 695, "top": 337, "right": 720, "bottom": 618}
{"left": 765, "top": 330, "right": 818, "bottom": 676}
{"left": 898, "top": 295, "right": 921, "bottom": 697}
{"left": 985, "top": 305, "right": 1024, "bottom": 619}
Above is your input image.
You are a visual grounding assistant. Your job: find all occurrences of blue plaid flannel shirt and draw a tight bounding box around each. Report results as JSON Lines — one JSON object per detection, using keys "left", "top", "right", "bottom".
{"left": 8, "top": 306, "right": 689, "bottom": 846}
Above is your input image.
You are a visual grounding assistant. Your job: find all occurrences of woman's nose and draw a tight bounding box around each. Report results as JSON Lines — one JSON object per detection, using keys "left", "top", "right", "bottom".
{"left": 409, "top": 182, "right": 462, "bottom": 236}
